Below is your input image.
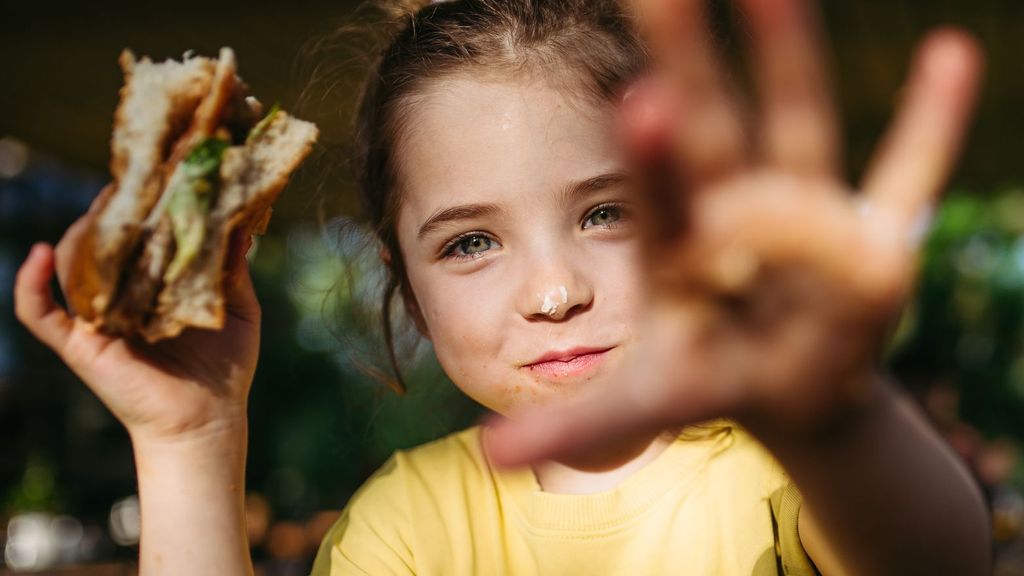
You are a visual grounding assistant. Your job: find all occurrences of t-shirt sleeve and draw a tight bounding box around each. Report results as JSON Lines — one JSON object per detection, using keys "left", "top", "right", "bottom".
{"left": 310, "top": 454, "right": 416, "bottom": 576}
{"left": 769, "top": 480, "right": 821, "bottom": 576}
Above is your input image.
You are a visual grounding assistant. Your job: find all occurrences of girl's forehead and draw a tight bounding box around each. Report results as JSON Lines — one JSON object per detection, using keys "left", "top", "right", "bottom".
{"left": 397, "top": 76, "right": 624, "bottom": 218}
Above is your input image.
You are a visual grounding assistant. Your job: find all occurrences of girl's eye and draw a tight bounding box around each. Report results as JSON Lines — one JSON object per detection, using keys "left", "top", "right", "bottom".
{"left": 441, "top": 233, "right": 499, "bottom": 261}
{"left": 583, "top": 204, "right": 624, "bottom": 229}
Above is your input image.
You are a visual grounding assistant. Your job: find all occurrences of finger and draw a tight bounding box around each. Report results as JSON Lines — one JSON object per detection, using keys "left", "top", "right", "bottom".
{"left": 222, "top": 228, "right": 260, "bottom": 324}
{"left": 741, "top": 0, "right": 840, "bottom": 177}
{"left": 482, "top": 360, "right": 738, "bottom": 469}
{"left": 53, "top": 183, "right": 115, "bottom": 316}
{"left": 53, "top": 213, "right": 96, "bottom": 314}
{"left": 862, "top": 29, "right": 983, "bottom": 230}
{"left": 14, "top": 243, "right": 75, "bottom": 351}
{"left": 619, "top": 78, "right": 691, "bottom": 248}
{"left": 483, "top": 302, "right": 737, "bottom": 468}
{"left": 482, "top": 396, "right": 665, "bottom": 469}
{"left": 619, "top": 77, "right": 675, "bottom": 162}
{"left": 633, "top": 0, "right": 748, "bottom": 186}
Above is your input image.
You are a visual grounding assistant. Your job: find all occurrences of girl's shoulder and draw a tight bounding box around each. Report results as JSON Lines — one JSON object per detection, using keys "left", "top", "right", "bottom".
{"left": 345, "top": 425, "right": 492, "bottom": 510}
{"left": 311, "top": 426, "right": 488, "bottom": 575}
{"left": 392, "top": 424, "right": 490, "bottom": 482}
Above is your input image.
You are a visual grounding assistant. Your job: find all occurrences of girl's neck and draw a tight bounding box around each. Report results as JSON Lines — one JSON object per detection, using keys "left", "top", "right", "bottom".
{"left": 530, "top": 429, "right": 676, "bottom": 495}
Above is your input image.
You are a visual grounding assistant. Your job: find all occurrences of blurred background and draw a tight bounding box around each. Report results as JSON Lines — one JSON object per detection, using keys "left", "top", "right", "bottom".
{"left": 2, "top": 0, "right": 1024, "bottom": 574}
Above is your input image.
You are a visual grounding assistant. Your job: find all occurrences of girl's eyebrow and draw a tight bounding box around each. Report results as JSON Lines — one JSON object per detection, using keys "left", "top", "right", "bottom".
{"left": 416, "top": 171, "right": 629, "bottom": 241}
{"left": 559, "top": 172, "right": 629, "bottom": 208}
{"left": 418, "top": 203, "right": 505, "bottom": 240}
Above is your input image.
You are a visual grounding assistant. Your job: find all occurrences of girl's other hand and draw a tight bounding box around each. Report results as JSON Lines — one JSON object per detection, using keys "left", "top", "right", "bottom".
{"left": 14, "top": 190, "right": 262, "bottom": 447}
{"left": 484, "top": 0, "right": 984, "bottom": 466}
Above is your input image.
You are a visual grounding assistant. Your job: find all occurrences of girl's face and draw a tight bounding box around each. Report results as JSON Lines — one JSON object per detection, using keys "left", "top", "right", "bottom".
{"left": 395, "top": 75, "right": 646, "bottom": 415}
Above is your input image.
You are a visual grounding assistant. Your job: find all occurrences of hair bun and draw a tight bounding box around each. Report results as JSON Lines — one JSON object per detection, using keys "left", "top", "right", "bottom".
{"left": 383, "top": 0, "right": 452, "bottom": 18}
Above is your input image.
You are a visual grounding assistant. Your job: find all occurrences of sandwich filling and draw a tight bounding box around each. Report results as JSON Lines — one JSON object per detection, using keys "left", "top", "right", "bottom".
{"left": 165, "top": 136, "right": 230, "bottom": 282}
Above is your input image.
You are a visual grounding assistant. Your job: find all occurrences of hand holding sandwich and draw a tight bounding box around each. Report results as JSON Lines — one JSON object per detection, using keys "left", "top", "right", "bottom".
{"left": 15, "top": 215, "right": 260, "bottom": 446}
{"left": 14, "top": 47, "right": 317, "bottom": 446}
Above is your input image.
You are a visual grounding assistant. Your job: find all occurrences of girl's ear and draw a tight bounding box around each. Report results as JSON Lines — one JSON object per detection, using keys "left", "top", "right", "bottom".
{"left": 400, "top": 288, "right": 432, "bottom": 341}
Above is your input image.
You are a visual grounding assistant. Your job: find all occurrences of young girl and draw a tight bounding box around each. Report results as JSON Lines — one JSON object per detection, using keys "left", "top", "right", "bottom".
{"left": 13, "top": 0, "right": 991, "bottom": 574}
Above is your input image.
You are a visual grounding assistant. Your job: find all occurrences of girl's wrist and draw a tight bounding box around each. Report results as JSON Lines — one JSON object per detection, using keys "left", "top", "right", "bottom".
{"left": 128, "top": 403, "right": 250, "bottom": 454}
{"left": 742, "top": 370, "right": 892, "bottom": 449}
{"left": 131, "top": 418, "right": 248, "bottom": 472}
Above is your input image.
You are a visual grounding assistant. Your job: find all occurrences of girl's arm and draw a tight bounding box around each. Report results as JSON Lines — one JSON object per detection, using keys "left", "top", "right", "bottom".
{"left": 14, "top": 214, "right": 261, "bottom": 575}
{"left": 759, "top": 377, "right": 989, "bottom": 575}
{"left": 133, "top": 427, "right": 253, "bottom": 576}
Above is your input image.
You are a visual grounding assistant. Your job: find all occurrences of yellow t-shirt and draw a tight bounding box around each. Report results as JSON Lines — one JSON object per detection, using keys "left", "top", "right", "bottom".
{"left": 311, "top": 423, "right": 819, "bottom": 575}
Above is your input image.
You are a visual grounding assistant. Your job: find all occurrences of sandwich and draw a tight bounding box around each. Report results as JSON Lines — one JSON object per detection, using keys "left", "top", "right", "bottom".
{"left": 67, "top": 47, "right": 318, "bottom": 342}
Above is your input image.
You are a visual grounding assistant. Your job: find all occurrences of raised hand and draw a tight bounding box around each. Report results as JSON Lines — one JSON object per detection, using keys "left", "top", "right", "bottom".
{"left": 484, "top": 0, "right": 983, "bottom": 466}
{"left": 13, "top": 188, "right": 262, "bottom": 446}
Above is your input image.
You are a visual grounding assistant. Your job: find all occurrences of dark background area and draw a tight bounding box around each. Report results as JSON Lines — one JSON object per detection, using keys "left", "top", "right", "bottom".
{"left": 2, "top": 1, "right": 1024, "bottom": 573}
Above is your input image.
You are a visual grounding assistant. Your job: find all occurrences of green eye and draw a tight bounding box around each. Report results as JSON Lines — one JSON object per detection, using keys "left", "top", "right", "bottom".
{"left": 442, "top": 233, "right": 499, "bottom": 261}
{"left": 459, "top": 235, "right": 492, "bottom": 255}
{"left": 583, "top": 204, "right": 623, "bottom": 229}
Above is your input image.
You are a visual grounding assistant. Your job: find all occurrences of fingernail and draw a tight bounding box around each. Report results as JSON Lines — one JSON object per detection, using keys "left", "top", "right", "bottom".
{"left": 924, "top": 30, "right": 979, "bottom": 82}
{"left": 28, "top": 243, "right": 47, "bottom": 259}
{"left": 621, "top": 78, "right": 666, "bottom": 128}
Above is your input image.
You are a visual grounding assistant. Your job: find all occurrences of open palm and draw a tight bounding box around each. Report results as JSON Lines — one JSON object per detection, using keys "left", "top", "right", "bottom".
{"left": 484, "top": 0, "right": 983, "bottom": 465}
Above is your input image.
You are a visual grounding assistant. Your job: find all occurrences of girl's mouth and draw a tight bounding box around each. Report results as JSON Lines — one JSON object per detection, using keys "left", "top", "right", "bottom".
{"left": 522, "top": 347, "right": 614, "bottom": 379}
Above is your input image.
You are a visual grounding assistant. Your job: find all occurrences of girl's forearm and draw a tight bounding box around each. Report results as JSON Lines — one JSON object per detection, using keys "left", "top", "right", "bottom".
{"left": 752, "top": 377, "right": 991, "bottom": 576}
{"left": 132, "top": 425, "right": 254, "bottom": 576}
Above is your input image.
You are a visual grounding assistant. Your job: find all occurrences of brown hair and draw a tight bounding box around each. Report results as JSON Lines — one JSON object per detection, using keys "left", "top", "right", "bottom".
{"left": 350, "top": 0, "right": 648, "bottom": 394}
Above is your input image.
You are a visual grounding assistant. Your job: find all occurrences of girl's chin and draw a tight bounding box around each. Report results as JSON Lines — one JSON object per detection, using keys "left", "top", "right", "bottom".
{"left": 496, "top": 375, "right": 614, "bottom": 415}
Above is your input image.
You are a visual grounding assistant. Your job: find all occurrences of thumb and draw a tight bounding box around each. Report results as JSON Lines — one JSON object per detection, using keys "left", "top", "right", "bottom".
{"left": 482, "top": 329, "right": 689, "bottom": 469}
{"left": 481, "top": 304, "right": 738, "bottom": 469}
{"left": 481, "top": 391, "right": 673, "bottom": 470}
{"left": 618, "top": 75, "right": 675, "bottom": 160}
{"left": 222, "top": 227, "right": 260, "bottom": 323}
{"left": 14, "top": 243, "right": 75, "bottom": 351}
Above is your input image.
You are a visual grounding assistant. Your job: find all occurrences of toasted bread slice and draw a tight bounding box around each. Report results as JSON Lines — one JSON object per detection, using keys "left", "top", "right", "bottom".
{"left": 68, "top": 50, "right": 218, "bottom": 323}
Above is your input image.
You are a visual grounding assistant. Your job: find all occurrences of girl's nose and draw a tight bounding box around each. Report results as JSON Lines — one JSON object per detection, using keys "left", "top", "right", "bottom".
{"left": 516, "top": 260, "right": 594, "bottom": 322}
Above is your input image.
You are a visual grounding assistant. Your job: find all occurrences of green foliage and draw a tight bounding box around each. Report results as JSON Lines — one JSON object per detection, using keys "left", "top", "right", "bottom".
{"left": 5, "top": 458, "right": 64, "bottom": 516}
{"left": 890, "top": 187, "right": 1024, "bottom": 437}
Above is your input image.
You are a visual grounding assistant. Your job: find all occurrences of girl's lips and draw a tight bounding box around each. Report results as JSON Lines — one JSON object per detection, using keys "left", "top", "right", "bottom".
{"left": 523, "top": 347, "right": 613, "bottom": 379}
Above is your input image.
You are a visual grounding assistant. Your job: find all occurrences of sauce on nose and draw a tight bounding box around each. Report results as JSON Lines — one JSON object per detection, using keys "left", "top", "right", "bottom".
{"left": 538, "top": 286, "right": 569, "bottom": 316}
